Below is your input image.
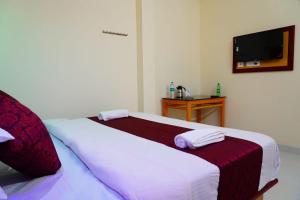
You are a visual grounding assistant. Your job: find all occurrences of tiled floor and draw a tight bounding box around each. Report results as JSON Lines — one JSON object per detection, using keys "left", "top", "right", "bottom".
{"left": 265, "top": 150, "right": 300, "bottom": 200}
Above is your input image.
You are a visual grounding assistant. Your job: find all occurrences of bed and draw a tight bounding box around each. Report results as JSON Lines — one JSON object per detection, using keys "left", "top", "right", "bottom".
{"left": 0, "top": 112, "right": 279, "bottom": 200}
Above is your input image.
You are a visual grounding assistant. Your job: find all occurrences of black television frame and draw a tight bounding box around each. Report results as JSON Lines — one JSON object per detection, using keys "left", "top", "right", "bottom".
{"left": 232, "top": 25, "right": 295, "bottom": 73}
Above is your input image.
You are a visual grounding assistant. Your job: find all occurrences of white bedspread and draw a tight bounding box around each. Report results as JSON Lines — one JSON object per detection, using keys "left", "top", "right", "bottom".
{"left": 45, "top": 118, "right": 220, "bottom": 200}
{"left": 43, "top": 112, "right": 280, "bottom": 200}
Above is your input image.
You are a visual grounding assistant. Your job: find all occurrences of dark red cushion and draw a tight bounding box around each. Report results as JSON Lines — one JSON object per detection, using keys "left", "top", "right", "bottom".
{"left": 0, "top": 90, "right": 61, "bottom": 177}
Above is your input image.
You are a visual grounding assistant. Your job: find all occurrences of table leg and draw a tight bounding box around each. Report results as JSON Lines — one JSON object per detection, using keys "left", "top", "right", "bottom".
{"left": 196, "top": 109, "right": 202, "bottom": 123}
{"left": 162, "top": 101, "right": 169, "bottom": 117}
{"left": 220, "top": 101, "right": 225, "bottom": 127}
{"left": 186, "top": 103, "right": 192, "bottom": 121}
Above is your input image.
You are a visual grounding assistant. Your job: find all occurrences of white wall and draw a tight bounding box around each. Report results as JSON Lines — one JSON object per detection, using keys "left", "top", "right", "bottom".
{"left": 3, "top": 0, "right": 296, "bottom": 148}
{"left": 0, "top": 0, "right": 138, "bottom": 119}
{"left": 199, "top": 0, "right": 300, "bottom": 148}
{"left": 141, "top": 0, "right": 202, "bottom": 115}
{"left": 0, "top": 0, "right": 202, "bottom": 119}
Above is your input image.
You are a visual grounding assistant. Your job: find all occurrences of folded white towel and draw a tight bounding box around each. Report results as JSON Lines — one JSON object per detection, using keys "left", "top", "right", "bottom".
{"left": 0, "top": 128, "right": 15, "bottom": 143}
{"left": 174, "top": 129, "right": 225, "bottom": 149}
{"left": 98, "top": 109, "right": 129, "bottom": 121}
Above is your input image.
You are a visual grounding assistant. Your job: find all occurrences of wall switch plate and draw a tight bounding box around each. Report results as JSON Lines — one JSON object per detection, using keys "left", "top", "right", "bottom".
{"left": 246, "top": 61, "right": 260, "bottom": 67}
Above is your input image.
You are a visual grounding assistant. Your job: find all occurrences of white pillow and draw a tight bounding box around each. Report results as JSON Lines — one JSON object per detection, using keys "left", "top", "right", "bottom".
{"left": 0, "top": 187, "right": 7, "bottom": 200}
{"left": 0, "top": 128, "right": 15, "bottom": 143}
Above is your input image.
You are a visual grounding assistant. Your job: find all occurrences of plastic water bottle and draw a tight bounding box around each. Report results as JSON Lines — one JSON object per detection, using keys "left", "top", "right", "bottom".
{"left": 170, "top": 82, "right": 175, "bottom": 99}
{"left": 216, "top": 83, "right": 221, "bottom": 97}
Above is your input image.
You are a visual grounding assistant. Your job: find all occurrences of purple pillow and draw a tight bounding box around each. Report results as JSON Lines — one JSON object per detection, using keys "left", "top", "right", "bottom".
{"left": 0, "top": 90, "right": 61, "bottom": 177}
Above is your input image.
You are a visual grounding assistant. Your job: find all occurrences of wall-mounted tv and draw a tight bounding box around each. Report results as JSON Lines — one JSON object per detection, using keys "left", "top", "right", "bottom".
{"left": 234, "top": 29, "right": 284, "bottom": 62}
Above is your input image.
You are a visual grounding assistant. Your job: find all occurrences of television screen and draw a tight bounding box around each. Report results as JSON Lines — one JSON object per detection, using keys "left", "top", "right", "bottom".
{"left": 234, "top": 29, "right": 284, "bottom": 62}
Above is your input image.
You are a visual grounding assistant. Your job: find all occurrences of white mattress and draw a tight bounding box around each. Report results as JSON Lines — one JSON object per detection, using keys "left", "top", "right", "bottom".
{"left": 1, "top": 136, "right": 123, "bottom": 200}
{"left": 0, "top": 112, "right": 280, "bottom": 200}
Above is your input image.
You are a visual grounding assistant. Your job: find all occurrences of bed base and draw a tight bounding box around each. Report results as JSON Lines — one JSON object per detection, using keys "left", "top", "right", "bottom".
{"left": 256, "top": 195, "right": 263, "bottom": 200}
{"left": 253, "top": 179, "right": 278, "bottom": 200}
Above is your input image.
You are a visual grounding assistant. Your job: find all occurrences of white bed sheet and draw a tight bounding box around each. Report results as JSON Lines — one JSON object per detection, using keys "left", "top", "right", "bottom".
{"left": 1, "top": 112, "right": 280, "bottom": 200}
{"left": 130, "top": 112, "right": 280, "bottom": 190}
{"left": 45, "top": 118, "right": 220, "bottom": 200}
{"left": 1, "top": 136, "right": 123, "bottom": 200}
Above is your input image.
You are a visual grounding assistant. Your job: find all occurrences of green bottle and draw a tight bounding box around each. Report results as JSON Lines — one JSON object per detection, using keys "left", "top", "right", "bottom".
{"left": 216, "top": 83, "right": 221, "bottom": 97}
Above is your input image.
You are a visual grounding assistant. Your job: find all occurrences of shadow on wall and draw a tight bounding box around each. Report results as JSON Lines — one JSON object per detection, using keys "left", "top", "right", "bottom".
{"left": 167, "top": 109, "right": 220, "bottom": 126}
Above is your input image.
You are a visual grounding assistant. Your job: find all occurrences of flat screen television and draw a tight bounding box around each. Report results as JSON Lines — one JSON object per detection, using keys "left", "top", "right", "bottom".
{"left": 234, "top": 29, "right": 284, "bottom": 62}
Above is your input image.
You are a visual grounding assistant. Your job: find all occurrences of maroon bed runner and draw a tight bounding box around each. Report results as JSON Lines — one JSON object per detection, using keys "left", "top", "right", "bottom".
{"left": 89, "top": 116, "right": 263, "bottom": 200}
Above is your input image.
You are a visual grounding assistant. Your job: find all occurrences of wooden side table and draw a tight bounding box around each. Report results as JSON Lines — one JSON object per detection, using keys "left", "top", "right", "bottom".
{"left": 161, "top": 95, "right": 226, "bottom": 127}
